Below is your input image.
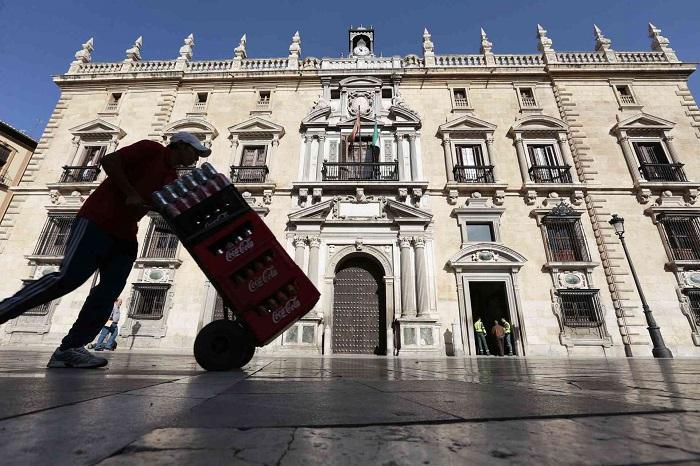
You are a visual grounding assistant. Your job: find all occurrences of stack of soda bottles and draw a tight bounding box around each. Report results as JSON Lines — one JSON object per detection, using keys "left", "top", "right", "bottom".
{"left": 151, "top": 163, "right": 320, "bottom": 346}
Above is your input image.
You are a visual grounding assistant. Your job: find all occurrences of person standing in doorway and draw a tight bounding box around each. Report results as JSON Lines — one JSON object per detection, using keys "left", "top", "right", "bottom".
{"left": 0, "top": 133, "right": 211, "bottom": 368}
{"left": 94, "top": 298, "right": 122, "bottom": 351}
{"left": 491, "top": 320, "right": 506, "bottom": 356}
{"left": 501, "top": 317, "right": 514, "bottom": 356}
{"left": 474, "top": 317, "right": 490, "bottom": 356}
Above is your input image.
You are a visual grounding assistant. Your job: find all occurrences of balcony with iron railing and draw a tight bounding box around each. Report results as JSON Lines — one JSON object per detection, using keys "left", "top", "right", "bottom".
{"left": 619, "top": 94, "right": 636, "bottom": 105}
{"left": 520, "top": 95, "right": 537, "bottom": 107}
{"left": 230, "top": 165, "right": 269, "bottom": 183}
{"left": 103, "top": 102, "right": 119, "bottom": 113}
{"left": 639, "top": 163, "right": 688, "bottom": 182}
{"left": 528, "top": 165, "right": 573, "bottom": 184}
{"left": 322, "top": 162, "right": 399, "bottom": 182}
{"left": 453, "top": 98, "right": 469, "bottom": 108}
{"left": 59, "top": 165, "right": 101, "bottom": 183}
{"left": 453, "top": 165, "right": 495, "bottom": 183}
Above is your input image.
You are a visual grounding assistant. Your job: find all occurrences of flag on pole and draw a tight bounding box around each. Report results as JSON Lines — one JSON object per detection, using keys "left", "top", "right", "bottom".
{"left": 347, "top": 113, "right": 361, "bottom": 146}
{"left": 370, "top": 119, "right": 380, "bottom": 159}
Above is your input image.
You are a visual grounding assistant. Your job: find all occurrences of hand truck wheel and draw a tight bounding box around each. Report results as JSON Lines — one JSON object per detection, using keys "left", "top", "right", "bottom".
{"left": 194, "top": 320, "right": 256, "bottom": 371}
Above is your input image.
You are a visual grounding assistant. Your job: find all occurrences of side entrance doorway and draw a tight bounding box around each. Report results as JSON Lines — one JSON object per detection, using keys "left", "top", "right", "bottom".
{"left": 332, "top": 256, "right": 387, "bottom": 355}
{"left": 468, "top": 281, "right": 517, "bottom": 355}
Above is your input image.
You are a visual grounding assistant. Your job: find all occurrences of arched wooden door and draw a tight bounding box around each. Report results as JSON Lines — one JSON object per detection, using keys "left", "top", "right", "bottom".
{"left": 332, "top": 257, "right": 386, "bottom": 354}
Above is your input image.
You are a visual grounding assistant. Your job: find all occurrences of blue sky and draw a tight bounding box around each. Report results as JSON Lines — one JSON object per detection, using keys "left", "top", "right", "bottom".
{"left": 1, "top": 0, "right": 699, "bottom": 140}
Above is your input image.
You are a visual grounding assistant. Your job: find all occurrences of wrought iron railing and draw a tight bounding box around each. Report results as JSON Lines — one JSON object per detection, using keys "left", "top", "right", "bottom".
{"left": 686, "top": 290, "right": 700, "bottom": 326}
{"left": 34, "top": 215, "right": 75, "bottom": 256}
{"left": 558, "top": 290, "right": 604, "bottom": 328}
{"left": 141, "top": 216, "right": 179, "bottom": 259}
{"left": 230, "top": 165, "right": 269, "bottom": 183}
{"left": 660, "top": 216, "right": 700, "bottom": 261}
{"left": 529, "top": 165, "right": 572, "bottom": 184}
{"left": 128, "top": 285, "right": 168, "bottom": 320}
{"left": 639, "top": 163, "right": 687, "bottom": 182}
{"left": 619, "top": 94, "right": 636, "bottom": 105}
{"left": 59, "top": 165, "right": 100, "bottom": 183}
{"left": 322, "top": 162, "right": 398, "bottom": 181}
{"left": 25, "top": 302, "right": 52, "bottom": 316}
{"left": 521, "top": 95, "right": 537, "bottom": 107}
{"left": 453, "top": 165, "right": 495, "bottom": 183}
{"left": 453, "top": 98, "right": 469, "bottom": 108}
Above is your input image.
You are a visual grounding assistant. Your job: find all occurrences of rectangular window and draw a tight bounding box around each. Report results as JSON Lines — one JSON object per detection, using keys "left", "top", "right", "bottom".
{"left": 527, "top": 144, "right": 558, "bottom": 166}
{"left": 381, "top": 88, "right": 393, "bottom": 99}
{"left": 20, "top": 279, "right": 55, "bottom": 316}
{"left": 686, "top": 290, "right": 700, "bottom": 326}
{"left": 105, "top": 93, "right": 122, "bottom": 112}
{"left": 128, "top": 285, "right": 168, "bottom": 320}
{"left": 34, "top": 215, "right": 76, "bottom": 256}
{"left": 453, "top": 88, "right": 468, "bottom": 108}
{"left": 141, "top": 216, "right": 179, "bottom": 259}
{"left": 466, "top": 223, "right": 495, "bottom": 242}
{"left": 454, "top": 144, "right": 493, "bottom": 182}
{"left": 342, "top": 136, "right": 376, "bottom": 163}
{"left": 616, "top": 85, "right": 636, "bottom": 105}
{"left": 660, "top": 216, "right": 700, "bottom": 261}
{"left": 257, "top": 90, "right": 271, "bottom": 107}
{"left": 456, "top": 144, "right": 484, "bottom": 166}
{"left": 194, "top": 92, "right": 209, "bottom": 111}
{"left": 240, "top": 146, "right": 267, "bottom": 166}
{"left": 0, "top": 145, "right": 10, "bottom": 171}
{"left": 518, "top": 87, "right": 537, "bottom": 108}
{"left": 632, "top": 141, "right": 669, "bottom": 165}
{"left": 330, "top": 89, "right": 340, "bottom": 100}
{"left": 527, "top": 144, "right": 571, "bottom": 183}
{"left": 558, "top": 290, "right": 604, "bottom": 328}
{"left": 631, "top": 140, "right": 686, "bottom": 182}
{"left": 543, "top": 217, "right": 590, "bottom": 262}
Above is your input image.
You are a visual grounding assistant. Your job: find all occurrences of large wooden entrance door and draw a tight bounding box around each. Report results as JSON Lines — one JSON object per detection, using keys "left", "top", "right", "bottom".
{"left": 332, "top": 257, "right": 386, "bottom": 354}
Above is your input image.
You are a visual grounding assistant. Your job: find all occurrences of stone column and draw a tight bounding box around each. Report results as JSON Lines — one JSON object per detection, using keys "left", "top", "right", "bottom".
{"left": 408, "top": 133, "right": 419, "bottom": 181}
{"left": 663, "top": 133, "right": 681, "bottom": 164}
{"left": 617, "top": 133, "right": 641, "bottom": 182}
{"left": 307, "top": 236, "right": 321, "bottom": 287}
{"left": 485, "top": 136, "right": 498, "bottom": 180}
{"left": 413, "top": 237, "right": 429, "bottom": 317}
{"left": 514, "top": 134, "right": 530, "bottom": 184}
{"left": 315, "top": 135, "right": 326, "bottom": 181}
{"left": 293, "top": 236, "right": 306, "bottom": 270}
{"left": 399, "top": 236, "right": 416, "bottom": 317}
{"left": 556, "top": 133, "right": 577, "bottom": 181}
{"left": 302, "top": 135, "right": 312, "bottom": 181}
{"left": 395, "top": 133, "right": 405, "bottom": 181}
{"left": 232, "top": 138, "right": 241, "bottom": 165}
{"left": 442, "top": 137, "right": 455, "bottom": 182}
{"left": 268, "top": 136, "right": 279, "bottom": 179}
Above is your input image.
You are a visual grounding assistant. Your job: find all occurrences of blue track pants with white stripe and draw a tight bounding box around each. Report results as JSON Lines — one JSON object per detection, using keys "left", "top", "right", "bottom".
{"left": 0, "top": 217, "right": 137, "bottom": 350}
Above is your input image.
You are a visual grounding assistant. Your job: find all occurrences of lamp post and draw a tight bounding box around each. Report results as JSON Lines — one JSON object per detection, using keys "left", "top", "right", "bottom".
{"left": 609, "top": 214, "right": 673, "bottom": 358}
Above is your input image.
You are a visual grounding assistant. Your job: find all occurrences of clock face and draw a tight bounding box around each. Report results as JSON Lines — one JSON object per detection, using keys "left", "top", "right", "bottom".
{"left": 354, "top": 45, "right": 370, "bottom": 56}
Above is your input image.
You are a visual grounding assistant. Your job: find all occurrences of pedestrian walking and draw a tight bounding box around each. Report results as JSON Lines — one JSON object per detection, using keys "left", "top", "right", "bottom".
{"left": 491, "top": 320, "right": 506, "bottom": 356}
{"left": 94, "top": 299, "right": 122, "bottom": 351}
{"left": 392, "top": 318, "right": 401, "bottom": 356}
{"left": 0, "top": 133, "right": 211, "bottom": 368}
{"left": 474, "top": 317, "right": 490, "bottom": 355}
{"left": 501, "top": 317, "right": 514, "bottom": 356}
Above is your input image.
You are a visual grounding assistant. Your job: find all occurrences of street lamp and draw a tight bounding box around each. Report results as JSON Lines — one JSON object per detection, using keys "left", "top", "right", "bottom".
{"left": 609, "top": 214, "right": 673, "bottom": 358}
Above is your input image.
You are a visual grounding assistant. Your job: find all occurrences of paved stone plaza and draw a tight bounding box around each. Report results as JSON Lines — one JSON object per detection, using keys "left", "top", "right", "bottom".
{"left": 0, "top": 351, "right": 698, "bottom": 465}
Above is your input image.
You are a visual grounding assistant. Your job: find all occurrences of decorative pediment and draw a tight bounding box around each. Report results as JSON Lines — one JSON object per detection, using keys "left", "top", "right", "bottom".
{"left": 448, "top": 243, "right": 527, "bottom": 271}
{"left": 288, "top": 197, "right": 432, "bottom": 225}
{"left": 613, "top": 112, "right": 675, "bottom": 132}
{"left": 228, "top": 117, "right": 285, "bottom": 139}
{"left": 163, "top": 118, "right": 219, "bottom": 139}
{"left": 338, "top": 76, "right": 383, "bottom": 88}
{"left": 69, "top": 119, "right": 126, "bottom": 139}
{"left": 388, "top": 104, "right": 421, "bottom": 126}
{"left": 301, "top": 105, "right": 332, "bottom": 127}
{"left": 510, "top": 114, "right": 568, "bottom": 134}
{"left": 438, "top": 114, "right": 496, "bottom": 135}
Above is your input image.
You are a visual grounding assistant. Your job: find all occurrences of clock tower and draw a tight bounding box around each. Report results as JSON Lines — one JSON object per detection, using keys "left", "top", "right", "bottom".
{"left": 349, "top": 26, "right": 374, "bottom": 57}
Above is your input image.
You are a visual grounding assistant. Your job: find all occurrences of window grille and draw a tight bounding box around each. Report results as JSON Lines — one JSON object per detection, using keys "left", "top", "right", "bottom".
{"left": 453, "top": 88, "right": 468, "bottom": 107}
{"left": 20, "top": 280, "right": 55, "bottom": 316}
{"left": 543, "top": 217, "right": 589, "bottom": 262}
{"left": 519, "top": 88, "right": 537, "bottom": 107}
{"left": 34, "top": 215, "right": 76, "bottom": 256}
{"left": 141, "top": 216, "right": 179, "bottom": 258}
{"left": 558, "top": 290, "right": 604, "bottom": 328}
{"left": 128, "top": 285, "right": 169, "bottom": 320}
{"left": 660, "top": 216, "right": 700, "bottom": 261}
{"left": 686, "top": 290, "right": 700, "bottom": 326}
{"left": 0, "top": 145, "right": 10, "bottom": 170}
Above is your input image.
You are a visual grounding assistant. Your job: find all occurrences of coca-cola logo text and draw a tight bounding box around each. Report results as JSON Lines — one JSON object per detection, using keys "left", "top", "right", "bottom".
{"left": 272, "top": 296, "right": 301, "bottom": 323}
{"left": 247, "top": 266, "right": 278, "bottom": 292}
{"left": 225, "top": 238, "right": 254, "bottom": 261}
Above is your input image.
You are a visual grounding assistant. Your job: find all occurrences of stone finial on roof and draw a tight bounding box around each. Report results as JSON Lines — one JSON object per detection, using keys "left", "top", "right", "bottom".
{"left": 423, "top": 28, "right": 435, "bottom": 55}
{"left": 178, "top": 33, "right": 194, "bottom": 60}
{"left": 289, "top": 31, "right": 301, "bottom": 58}
{"left": 125, "top": 36, "right": 143, "bottom": 62}
{"left": 234, "top": 34, "right": 247, "bottom": 59}
{"left": 648, "top": 22, "right": 678, "bottom": 61}
{"left": 536, "top": 24, "right": 557, "bottom": 64}
{"left": 479, "top": 27, "right": 493, "bottom": 55}
{"left": 593, "top": 24, "right": 612, "bottom": 51}
{"left": 73, "top": 37, "right": 94, "bottom": 64}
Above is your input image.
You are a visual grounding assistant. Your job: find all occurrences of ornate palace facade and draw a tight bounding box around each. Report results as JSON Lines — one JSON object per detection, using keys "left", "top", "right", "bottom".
{"left": 2, "top": 24, "right": 700, "bottom": 357}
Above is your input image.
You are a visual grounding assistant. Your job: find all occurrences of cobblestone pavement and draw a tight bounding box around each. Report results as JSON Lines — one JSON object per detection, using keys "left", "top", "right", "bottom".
{"left": 0, "top": 351, "right": 698, "bottom": 465}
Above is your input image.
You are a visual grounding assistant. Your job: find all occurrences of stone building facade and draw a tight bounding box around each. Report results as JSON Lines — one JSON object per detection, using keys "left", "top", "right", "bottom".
{"left": 0, "top": 121, "right": 37, "bottom": 229}
{"left": 2, "top": 24, "right": 700, "bottom": 357}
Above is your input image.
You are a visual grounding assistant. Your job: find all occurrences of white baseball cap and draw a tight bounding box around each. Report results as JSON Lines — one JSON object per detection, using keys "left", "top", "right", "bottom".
{"left": 170, "top": 132, "right": 212, "bottom": 157}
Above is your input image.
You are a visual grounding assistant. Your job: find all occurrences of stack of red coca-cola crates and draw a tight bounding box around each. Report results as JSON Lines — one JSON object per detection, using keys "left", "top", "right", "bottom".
{"left": 152, "top": 163, "right": 320, "bottom": 346}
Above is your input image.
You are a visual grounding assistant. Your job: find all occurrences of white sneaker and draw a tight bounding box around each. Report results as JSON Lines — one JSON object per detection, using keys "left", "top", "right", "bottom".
{"left": 47, "top": 347, "right": 108, "bottom": 369}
